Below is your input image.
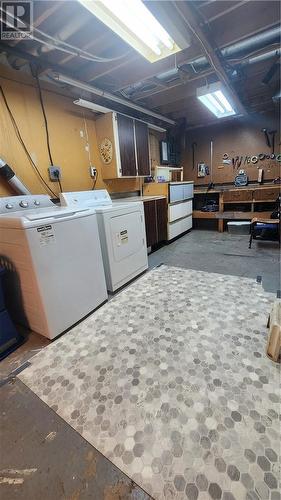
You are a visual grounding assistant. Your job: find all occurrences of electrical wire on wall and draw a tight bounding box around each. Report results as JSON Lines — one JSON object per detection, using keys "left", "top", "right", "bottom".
{"left": 83, "top": 114, "right": 98, "bottom": 190}
{"left": 35, "top": 73, "right": 63, "bottom": 192}
{"left": 0, "top": 84, "right": 57, "bottom": 198}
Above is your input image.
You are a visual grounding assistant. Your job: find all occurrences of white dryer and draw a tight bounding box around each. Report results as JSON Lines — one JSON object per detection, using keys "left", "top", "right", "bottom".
{"left": 60, "top": 190, "right": 148, "bottom": 292}
{"left": 0, "top": 195, "right": 107, "bottom": 339}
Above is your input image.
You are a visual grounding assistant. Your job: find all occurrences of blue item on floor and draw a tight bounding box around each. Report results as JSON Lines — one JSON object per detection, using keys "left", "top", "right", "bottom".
{"left": 0, "top": 268, "right": 24, "bottom": 361}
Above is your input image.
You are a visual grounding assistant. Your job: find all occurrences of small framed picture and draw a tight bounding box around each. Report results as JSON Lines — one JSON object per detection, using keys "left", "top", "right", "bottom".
{"left": 197, "top": 163, "right": 206, "bottom": 177}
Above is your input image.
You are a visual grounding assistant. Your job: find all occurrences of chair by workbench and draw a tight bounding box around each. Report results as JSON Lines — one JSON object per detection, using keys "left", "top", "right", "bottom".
{"left": 249, "top": 218, "right": 280, "bottom": 248}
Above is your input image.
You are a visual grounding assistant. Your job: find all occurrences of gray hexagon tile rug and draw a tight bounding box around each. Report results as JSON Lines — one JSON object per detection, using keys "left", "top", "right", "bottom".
{"left": 19, "top": 266, "right": 280, "bottom": 500}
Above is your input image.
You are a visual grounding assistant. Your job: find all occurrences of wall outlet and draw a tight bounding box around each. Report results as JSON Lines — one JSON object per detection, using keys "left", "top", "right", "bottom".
{"left": 89, "top": 167, "right": 97, "bottom": 178}
{"left": 48, "top": 166, "right": 62, "bottom": 181}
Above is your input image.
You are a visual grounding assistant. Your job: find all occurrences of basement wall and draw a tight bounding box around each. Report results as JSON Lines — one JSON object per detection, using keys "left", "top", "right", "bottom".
{"left": 182, "top": 113, "right": 280, "bottom": 186}
{"left": 0, "top": 65, "right": 156, "bottom": 197}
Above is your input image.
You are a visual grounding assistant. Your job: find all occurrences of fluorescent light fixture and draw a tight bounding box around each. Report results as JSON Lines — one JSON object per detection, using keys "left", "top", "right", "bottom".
{"left": 74, "top": 99, "right": 112, "bottom": 114}
{"left": 147, "top": 123, "right": 166, "bottom": 133}
{"left": 197, "top": 82, "right": 236, "bottom": 118}
{"left": 55, "top": 73, "right": 175, "bottom": 124}
{"left": 73, "top": 98, "right": 166, "bottom": 131}
{"left": 78, "top": 0, "right": 182, "bottom": 62}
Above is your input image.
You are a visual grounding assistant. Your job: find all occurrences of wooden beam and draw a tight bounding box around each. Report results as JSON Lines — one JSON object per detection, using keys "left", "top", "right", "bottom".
{"left": 174, "top": 1, "right": 247, "bottom": 116}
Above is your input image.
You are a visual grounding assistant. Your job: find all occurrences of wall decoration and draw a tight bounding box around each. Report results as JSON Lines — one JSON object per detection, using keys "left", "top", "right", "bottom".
{"left": 197, "top": 162, "right": 206, "bottom": 177}
{"left": 100, "top": 138, "right": 113, "bottom": 164}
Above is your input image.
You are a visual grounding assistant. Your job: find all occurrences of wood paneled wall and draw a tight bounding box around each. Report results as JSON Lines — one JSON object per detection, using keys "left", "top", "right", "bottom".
{"left": 182, "top": 113, "right": 280, "bottom": 186}
{"left": 0, "top": 65, "right": 142, "bottom": 197}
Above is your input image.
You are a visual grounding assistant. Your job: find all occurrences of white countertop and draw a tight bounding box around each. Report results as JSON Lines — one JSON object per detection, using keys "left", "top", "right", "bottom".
{"left": 112, "top": 195, "right": 166, "bottom": 203}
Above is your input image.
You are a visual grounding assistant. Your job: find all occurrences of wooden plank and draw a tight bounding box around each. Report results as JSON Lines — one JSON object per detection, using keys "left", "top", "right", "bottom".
{"left": 193, "top": 210, "right": 273, "bottom": 219}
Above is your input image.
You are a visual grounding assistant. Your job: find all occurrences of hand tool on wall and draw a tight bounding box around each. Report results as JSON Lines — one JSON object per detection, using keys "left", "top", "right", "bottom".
{"left": 191, "top": 142, "right": 197, "bottom": 170}
{"left": 258, "top": 168, "right": 264, "bottom": 183}
{"left": 210, "top": 140, "right": 213, "bottom": 183}
{"left": 269, "top": 130, "right": 277, "bottom": 154}
{"left": 237, "top": 156, "right": 243, "bottom": 168}
{"left": 261, "top": 128, "right": 271, "bottom": 148}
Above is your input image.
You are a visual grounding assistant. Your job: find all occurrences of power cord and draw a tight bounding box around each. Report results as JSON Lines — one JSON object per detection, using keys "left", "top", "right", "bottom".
{"left": 0, "top": 84, "right": 57, "bottom": 197}
{"left": 35, "top": 73, "right": 63, "bottom": 192}
{"left": 83, "top": 114, "right": 98, "bottom": 190}
{"left": 92, "top": 169, "right": 98, "bottom": 190}
{"left": 36, "top": 74, "right": 54, "bottom": 166}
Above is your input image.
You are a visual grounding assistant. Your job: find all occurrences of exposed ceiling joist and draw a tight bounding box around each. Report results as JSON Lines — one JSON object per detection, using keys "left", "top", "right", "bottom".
{"left": 12, "top": 2, "right": 62, "bottom": 47}
{"left": 174, "top": 1, "right": 247, "bottom": 116}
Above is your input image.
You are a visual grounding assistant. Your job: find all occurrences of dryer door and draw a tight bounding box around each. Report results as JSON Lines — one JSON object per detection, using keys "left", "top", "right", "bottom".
{"left": 101, "top": 207, "right": 148, "bottom": 291}
{"left": 110, "top": 210, "right": 145, "bottom": 261}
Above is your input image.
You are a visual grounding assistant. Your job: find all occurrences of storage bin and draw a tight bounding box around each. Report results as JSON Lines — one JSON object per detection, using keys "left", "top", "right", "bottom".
{"left": 227, "top": 221, "right": 250, "bottom": 234}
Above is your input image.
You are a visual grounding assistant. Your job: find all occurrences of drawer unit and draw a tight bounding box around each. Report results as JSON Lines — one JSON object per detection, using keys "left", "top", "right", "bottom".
{"left": 168, "top": 215, "right": 192, "bottom": 240}
{"left": 143, "top": 181, "right": 194, "bottom": 241}
{"left": 169, "top": 200, "right": 192, "bottom": 222}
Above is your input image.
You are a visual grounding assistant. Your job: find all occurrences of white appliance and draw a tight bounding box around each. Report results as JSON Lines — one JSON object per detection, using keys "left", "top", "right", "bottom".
{"left": 0, "top": 195, "right": 107, "bottom": 339}
{"left": 60, "top": 190, "right": 148, "bottom": 292}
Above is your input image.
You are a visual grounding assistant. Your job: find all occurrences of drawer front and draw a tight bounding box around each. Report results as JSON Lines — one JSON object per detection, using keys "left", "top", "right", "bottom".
{"left": 169, "top": 200, "right": 193, "bottom": 222}
{"left": 253, "top": 188, "right": 280, "bottom": 201}
{"left": 169, "top": 184, "right": 184, "bottom": 203}
{"left": 183, "top": 184, "right": 193, "bottom": 200}
{"left": 168, "top": 215, "right": 192, "bottom": 240}
{"left": 223, "top": 190, "right": 252, "bottom": 202}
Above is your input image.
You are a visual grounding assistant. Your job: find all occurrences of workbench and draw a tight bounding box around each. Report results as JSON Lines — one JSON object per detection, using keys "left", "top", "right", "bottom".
{"left": 193, "top": 184, "right": 280, "bottom": 232}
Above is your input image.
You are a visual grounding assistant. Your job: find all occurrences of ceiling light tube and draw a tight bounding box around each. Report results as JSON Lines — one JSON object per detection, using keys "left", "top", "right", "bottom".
{"left": 53, "top": 73, "right": 176, "bottom": 125}
{"left": 78, "top": 0, "right": 182, "bottom": 62}
{"left": 73, "top": 98, "right": 166, "bottom": 132}
{"left": 197, "top": 82, "right": 236, "bottom": 118}
{"left": 74, "top": 99, "right": 112, "bottom": 114}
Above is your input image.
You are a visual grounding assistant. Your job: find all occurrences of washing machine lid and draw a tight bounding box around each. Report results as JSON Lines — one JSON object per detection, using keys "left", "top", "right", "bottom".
{"left": 0, "top": 206, "right": 95, "bottom": 229}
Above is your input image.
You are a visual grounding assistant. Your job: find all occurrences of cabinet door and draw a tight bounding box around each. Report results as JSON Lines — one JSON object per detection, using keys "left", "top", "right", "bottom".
{"left": 117, "top": 115, "right": 137, "bottom": 176}
{"left": 135, "top": 121, "right": 150, "bottom": 176}
{"left": 143, "top": 200, "right": 157, "bottom": 247}
{"left": 156, "top": 198, "right": 167, "bottom": 242}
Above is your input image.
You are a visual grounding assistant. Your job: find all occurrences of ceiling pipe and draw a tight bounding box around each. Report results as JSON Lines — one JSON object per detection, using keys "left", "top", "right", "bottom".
{"left": 239, "top": 48, "right": 280, "bottom": 66}
{"left": 51, "top": 73, "right": 176, "bottom": 125}
{"left": 190, "top": 26, "right": 280, "bottom": 69}
{"left": 39, "top": 12, "right": 90, "bottom": 54}
{"left": 124, "top": 27, "right": 280, "bottom": 94}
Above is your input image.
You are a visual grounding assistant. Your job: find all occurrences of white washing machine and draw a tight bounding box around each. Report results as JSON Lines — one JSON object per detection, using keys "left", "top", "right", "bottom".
{"left": 60, "top": 190, "right": 148, "bottom": 292}
{"left": 0, "top": 195, "right": 107, "bottom": 339}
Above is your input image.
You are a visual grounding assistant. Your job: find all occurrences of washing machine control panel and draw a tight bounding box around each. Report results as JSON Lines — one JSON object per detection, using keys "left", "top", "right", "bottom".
{"left": 0, "top": 195, "right": 55, "bottom": 214}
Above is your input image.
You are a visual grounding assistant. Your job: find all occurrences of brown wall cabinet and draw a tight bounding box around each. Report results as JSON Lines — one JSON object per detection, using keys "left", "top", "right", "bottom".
{"left": 144, "top": 199, "right": 167, "bottom": 247}
{"left": 95, "top": 112, "right": 150, "bottom": 179}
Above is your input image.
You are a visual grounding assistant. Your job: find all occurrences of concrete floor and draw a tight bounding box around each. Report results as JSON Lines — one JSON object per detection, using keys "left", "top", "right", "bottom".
{"left": 0, "top": 230, "right": 280, "bottom": 500}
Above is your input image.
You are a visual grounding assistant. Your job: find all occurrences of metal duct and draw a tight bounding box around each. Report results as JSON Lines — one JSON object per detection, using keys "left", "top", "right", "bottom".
{"left": 0, "top": 158, "right": 31, "bottom": 195}
{"left": 190, "top": 26, "right": 280, "bottom": 70}
{"left": 129, "top": 26, "right": 281, "bottom": 91}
